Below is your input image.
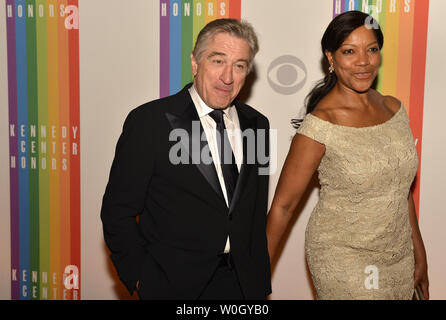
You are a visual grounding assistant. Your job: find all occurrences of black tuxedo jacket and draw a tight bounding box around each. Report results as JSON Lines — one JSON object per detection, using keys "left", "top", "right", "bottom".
{"left": 101, "top": 84, "right": 271, "bottom": 299}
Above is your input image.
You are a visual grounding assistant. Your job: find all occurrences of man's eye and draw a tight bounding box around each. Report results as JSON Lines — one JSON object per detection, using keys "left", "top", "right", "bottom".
{"left": 235, "top": 64, "right": 246, "bottom": 70}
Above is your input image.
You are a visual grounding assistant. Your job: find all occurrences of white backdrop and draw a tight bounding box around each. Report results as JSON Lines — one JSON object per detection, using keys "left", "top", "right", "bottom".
{"left": 0, "top": 0, "right": 445, "bottom": 300}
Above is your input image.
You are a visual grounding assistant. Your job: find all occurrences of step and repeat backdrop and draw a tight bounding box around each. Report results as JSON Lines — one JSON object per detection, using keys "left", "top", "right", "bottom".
{"left": 0, "top": 0, "right": 444, "bottom": 300}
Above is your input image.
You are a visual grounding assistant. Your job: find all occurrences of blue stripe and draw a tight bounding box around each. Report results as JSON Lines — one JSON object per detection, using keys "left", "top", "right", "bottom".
{"left": 345, "top": 0, "right": 359, "bottom": 11}
{"left": 170, "top": 0, "right": 182, "bottom": 94}
{"left": 15, "top": 0, "right": 30, "bottom": 300}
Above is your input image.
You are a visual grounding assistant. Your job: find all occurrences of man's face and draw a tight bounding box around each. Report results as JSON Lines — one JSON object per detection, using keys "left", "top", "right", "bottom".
{"left": 191, "top": 32, "right": 251, "bottom": 109}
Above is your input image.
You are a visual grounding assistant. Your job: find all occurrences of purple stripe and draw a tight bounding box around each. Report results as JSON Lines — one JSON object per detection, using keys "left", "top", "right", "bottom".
{"left": 333, "top": 0, "right": 346, "bottom": 18}
{"left": 160, "top": 0, "right": 170, "bottom": 98}
{"left": 6, "top": 0, "right": 20, "bottom": 300}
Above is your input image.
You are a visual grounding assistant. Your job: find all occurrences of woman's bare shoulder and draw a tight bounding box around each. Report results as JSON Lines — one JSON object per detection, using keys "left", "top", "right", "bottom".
{"left": 368, "top": 89, "right": 402, "bottom": 114}
{"left": 383, "top": 95, "right": 403, "bottom": 113}
{"left": 311, "top": 96, "right": 339, "bottom": 122}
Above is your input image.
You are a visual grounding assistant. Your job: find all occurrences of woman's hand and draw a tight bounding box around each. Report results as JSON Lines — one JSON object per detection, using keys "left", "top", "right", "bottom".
{"left": 266, "top": 133, "right": 325, "bottom": 262}
{"left": 407, "top": 190, "right": 429, "bottom": 300}
{"left": 414, "top": 256, "right": 429, "bottom": 299}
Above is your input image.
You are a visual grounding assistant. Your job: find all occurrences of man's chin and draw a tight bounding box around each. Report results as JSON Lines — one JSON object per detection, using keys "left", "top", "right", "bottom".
{"left": 211, "top": 100, "right": 233, "bottom": 110}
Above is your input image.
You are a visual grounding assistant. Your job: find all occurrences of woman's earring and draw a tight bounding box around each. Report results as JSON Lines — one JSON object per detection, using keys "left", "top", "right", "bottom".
{"left": 329, "top": 64, "right": 334, "bottom": 73}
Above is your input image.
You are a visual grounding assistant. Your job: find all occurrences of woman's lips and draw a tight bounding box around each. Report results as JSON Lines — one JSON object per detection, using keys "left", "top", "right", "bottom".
{"left": 354, "top": 72, "right": 372, "bottom": 79}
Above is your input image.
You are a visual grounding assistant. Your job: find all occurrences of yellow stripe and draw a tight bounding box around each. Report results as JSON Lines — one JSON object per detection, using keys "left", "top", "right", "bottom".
{"left": 193, "top": 0, "right": 206, "bottom": 48}
{"left": 380, "top": 0, "right": 400, "bottom": 97}
{"left": 205, "top": 0, "right": 218, "bottom": 23}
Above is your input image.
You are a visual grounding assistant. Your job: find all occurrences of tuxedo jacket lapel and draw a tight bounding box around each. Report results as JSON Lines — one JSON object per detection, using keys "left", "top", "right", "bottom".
{"left": 165, "top": 86, "right": 258, "bottom": 214}
{"left": 165, "top": 89, "right": 226, "bottom": 206}
{"left": 229, "top": 102, "right": 256, "bottom": 214}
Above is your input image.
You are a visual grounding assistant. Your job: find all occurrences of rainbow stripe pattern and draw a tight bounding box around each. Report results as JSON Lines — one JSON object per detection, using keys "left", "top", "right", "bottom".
{"left": 160, "top": 0, "right": 241, "bottom": 98}
{"left": 333, "top": 0, "right": 430, "bottom": 216}
{"left": 5, "top": 0, "right": 80, "bottom": 300}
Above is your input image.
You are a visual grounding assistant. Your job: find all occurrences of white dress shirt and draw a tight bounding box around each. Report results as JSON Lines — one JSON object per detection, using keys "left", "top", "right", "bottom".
{"left": 188, "top": 85, "right": 243, "bottom": 253}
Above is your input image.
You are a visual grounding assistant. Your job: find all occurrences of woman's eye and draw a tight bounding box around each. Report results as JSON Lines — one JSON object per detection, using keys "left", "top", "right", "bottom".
{"left": 343, "top": 49, "right": 354, "bottom": 54}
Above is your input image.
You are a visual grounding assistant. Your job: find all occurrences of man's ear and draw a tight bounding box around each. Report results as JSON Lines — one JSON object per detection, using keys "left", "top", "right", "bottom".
{"left": 191, "top": 53, "right": 198, "bottom": 76}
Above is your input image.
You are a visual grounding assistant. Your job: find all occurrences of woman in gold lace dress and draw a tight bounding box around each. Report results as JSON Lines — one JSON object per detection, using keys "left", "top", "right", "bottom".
{"left": 266, "top": 11, "right": 429, "bottom": 299}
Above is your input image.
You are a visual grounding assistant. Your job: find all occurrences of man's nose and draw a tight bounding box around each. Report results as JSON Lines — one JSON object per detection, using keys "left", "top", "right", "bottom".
{"left": 220, "top": 64, "right": 234, "bottom": 85}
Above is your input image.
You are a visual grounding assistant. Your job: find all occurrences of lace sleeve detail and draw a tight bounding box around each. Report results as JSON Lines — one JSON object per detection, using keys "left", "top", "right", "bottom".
{"left": 296, "top": 114, "right": 330, "bottom": 145}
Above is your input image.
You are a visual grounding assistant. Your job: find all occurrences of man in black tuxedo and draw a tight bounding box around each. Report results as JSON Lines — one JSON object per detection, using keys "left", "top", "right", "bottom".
{"left": 101, "top": 19, "right": 271, "bottom": 300}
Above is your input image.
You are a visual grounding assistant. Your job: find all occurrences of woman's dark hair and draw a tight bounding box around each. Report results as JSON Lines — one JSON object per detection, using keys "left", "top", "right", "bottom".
{"left": 292, "top": 11, "right": 384, "bottom": 128}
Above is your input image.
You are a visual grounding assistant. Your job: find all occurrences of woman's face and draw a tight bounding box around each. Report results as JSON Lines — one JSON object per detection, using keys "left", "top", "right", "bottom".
{"left": 326, "top": 25, "right": 381, "bottom": 93}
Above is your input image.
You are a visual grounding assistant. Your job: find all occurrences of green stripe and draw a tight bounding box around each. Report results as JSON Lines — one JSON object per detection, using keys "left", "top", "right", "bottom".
{"left": 26, "top": 0, "right": 39, "bottom": 300}
{"left": 36, "top": 0, "right": 49, "bottom": 300}
{"left": 193, "top": 0, "right": 205, "bottom": 50}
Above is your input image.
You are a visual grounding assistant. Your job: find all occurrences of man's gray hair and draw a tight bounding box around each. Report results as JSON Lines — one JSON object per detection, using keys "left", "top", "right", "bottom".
{"left": 192, "top": 18, "right": 259, "bottom": 73}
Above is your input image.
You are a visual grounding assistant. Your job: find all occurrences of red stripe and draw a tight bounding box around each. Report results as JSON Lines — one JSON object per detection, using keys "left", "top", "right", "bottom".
{"left": 68, "top": 0, "right": 81, "bottom": 299}
{"left": 409, "top": 0, "right": 430, "bottom": 219}
{"left": 229, "top": 0, "right": 241, "bottom": 19}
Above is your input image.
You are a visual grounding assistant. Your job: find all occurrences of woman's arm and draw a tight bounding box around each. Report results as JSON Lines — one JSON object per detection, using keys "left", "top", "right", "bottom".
{"left": 266, "top": 133, "right": 325, "bottom": 262}
{"left": 408, "top": 190, "right": 429, "bottom": 299}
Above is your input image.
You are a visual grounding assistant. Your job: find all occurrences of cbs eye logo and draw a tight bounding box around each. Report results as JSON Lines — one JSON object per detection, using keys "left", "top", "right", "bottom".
{"left": 267, "top": 55, "right": 307, "bottom": 95}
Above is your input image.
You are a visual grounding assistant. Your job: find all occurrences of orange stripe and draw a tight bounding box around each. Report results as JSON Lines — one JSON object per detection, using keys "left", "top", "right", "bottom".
{"left": 58, "top": 0, "right": 71, "bottom": 300}
{"left": 218, "top": 0, "right": 230, "bottom": 18}
{"left": 409, "top": 0, "right": 429, "bottom": 219}
{"left": 47, "top": 0, "right": 61, "bottom": 300}
{"left": 396, "top": 0, "right": 415, "bottom": 112}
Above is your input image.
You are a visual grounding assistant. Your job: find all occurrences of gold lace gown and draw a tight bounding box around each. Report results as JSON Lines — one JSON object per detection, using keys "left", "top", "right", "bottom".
{"left": 297, "top": 104, "right": 418, "bottom": 300}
